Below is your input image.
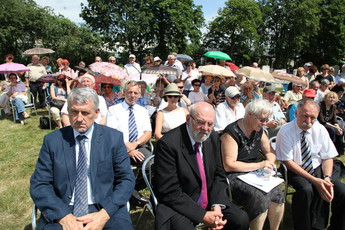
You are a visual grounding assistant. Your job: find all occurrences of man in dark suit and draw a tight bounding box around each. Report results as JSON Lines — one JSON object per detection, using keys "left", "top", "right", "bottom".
{"left": 153, "top": 102, "right": 249, "bottom": 230}
{"left": 30, "top": 87, "right": 135, "bottom": 229}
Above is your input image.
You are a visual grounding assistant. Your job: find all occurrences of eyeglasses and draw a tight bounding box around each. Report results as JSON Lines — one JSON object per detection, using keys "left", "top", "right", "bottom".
{"left": 190, "top": 115, "right": 214, "bottom": 127}
{"left": 57, "top": 79, "right": 64, "bottom": 82}
{"left": 230, "top": 95, "right": 241, "bottom": 99}
{"left": 167, "top": 95, "right": 179, "bottom": 98}
{"left": 193, "top": 84, "right": 201, "bottom": 87}
{"left": 256, "top": 116, "right": 269, "bottom": 123}
{"left": 178, "top": 86, "right": 184, "bottom": 89}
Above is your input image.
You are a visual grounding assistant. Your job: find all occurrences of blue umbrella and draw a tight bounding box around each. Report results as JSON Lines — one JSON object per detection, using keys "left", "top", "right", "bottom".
{"left": 176, "top": 54, "right": 193, "bottom": 62}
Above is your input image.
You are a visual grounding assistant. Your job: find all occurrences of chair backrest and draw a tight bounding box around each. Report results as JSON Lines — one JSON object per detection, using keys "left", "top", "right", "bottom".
{"left": 269, "top": 136, "right": 277, "bottom": 151}
{"left": 141, "top": 154, "right": 157, "bottom": 207}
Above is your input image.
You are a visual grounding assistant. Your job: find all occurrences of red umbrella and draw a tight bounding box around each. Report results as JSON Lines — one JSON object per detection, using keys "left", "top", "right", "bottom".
{"left": 225, "top": 62, "right": 239, "bottom": 72}
{"left": 94, "top": 74, "right": 121, "bottom": 86}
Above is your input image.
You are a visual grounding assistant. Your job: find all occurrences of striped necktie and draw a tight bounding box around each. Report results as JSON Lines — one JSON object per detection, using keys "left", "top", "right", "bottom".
{"left": 73, "top": 135, "right": 88, "bottom": 217}
{"left": 128, "top": 106, "right": 138, "bottom": 142}
{"left": 301, "top": 131, "right": 314, "bottom": 175}
{"left": 194, "top": 142, "right": 208, "bottom": 209}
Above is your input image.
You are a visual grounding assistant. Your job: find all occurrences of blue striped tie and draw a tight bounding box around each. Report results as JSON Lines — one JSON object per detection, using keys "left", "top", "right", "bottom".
{"left": 301, "top": 131, "right": 314, "bottom": 175}
{"left": 128, "top": 106, "right": 138, "bottom": 142}
{"left": 74, "top": 135, "right": 88, "bottom": 217}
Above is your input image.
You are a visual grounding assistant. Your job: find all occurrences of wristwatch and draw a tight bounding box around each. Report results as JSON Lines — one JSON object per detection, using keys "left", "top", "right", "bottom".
{"left": 135, "top": 141, "right": 141, "bottom": 146}
{"left": 323, "top": 175, "right": 332, "bottom": 180}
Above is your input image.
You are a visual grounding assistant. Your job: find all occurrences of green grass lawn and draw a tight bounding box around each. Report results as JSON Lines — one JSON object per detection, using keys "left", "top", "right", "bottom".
{"left": 0, "top": 109, "right": 344, "bottom": 229}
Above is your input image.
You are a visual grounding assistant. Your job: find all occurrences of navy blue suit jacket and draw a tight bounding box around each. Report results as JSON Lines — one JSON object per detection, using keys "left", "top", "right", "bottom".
{"left": 30, "top": 123, "right": 135, "bottom": 225}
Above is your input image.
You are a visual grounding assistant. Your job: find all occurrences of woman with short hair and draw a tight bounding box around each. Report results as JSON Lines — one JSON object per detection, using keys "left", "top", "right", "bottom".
{"left": 221, "top": 99, "right": 285, "bottom": 230}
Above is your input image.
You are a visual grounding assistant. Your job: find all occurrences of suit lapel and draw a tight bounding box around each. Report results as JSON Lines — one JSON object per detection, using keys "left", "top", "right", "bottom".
{"left": 90, "top": 124, "right": 102, "bottom": 192}
{"left": 180, "top": 124, "right": 201, "bottom": 179}
{"left": 202, "top": 137, "right": 213, "bottom": 183}
{"left": 62, "top": 127, "right": 77, "bottom": 191}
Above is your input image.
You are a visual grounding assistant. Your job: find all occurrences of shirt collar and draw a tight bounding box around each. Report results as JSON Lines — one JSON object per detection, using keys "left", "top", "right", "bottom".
{"left": 293, "top": 119, "right": 311, "bottom": 135}
{"left": 186, "top": 124, "right": 203, "bottom": 149}
{"left": 73, "top": 124, "right": 95, "bottom": 141}
{"left": 121, "top": 100, "right": 137, "bottom": 110}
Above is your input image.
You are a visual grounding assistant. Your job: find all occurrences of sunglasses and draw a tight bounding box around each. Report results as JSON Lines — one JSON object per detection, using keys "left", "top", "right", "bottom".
{"left": 230, "top": 95, "right": 241, "bottom": 99}
{"left": 178, "top": 86, "right": 184, "bottom": 89}
{"left": 167, "top": 95, "right": 179, "bottom": 98}
{"left": 256, "top": 116, "right": 269, "bottom": 123}
{"left": 193, "top": 84, "right": 201, "bottom": 87}
{"left": 57, "top": 79, "right": 64, "bottom": 82}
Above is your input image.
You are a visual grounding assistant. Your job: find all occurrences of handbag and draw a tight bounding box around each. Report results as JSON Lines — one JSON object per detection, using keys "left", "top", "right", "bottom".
{"left": 50, "top": 99, "right": 65, "bottom": 110}
{"left": 39, "top": 117, "right": 50, "bottom": 129}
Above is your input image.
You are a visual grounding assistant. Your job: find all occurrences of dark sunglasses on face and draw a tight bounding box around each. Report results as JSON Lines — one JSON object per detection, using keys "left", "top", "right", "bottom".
{"left": 178, "top": 86, "right": 184, "bottom": 89}
{"left": 231, "top": 95, "right": 241, "bottom": 99}
{"left": 57, "top": 79, "right": 64, "bottom": 82}
{"left": 167, "top": 95, "right": 179, "bottom": 98}
{"left": 193, "top": 84, "right": 201, "bottom": 87}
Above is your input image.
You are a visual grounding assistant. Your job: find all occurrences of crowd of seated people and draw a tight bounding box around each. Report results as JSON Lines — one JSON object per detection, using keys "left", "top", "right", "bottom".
{"left": 2, "top": 52, "right": 345, "bottom": 229}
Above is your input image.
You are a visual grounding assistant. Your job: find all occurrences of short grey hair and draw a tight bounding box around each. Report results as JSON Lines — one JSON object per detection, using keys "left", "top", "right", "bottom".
{"left": 297, "top": 99, "right": 320, "bottom": 112}
{"left": 123, "top": 80, "right": 141, "bottom": 94}
{"left": 67, "top": 87, "right": 99, "bottom": 111}
{"left": 244, "top": 99, "right": 273, "bottom": 118}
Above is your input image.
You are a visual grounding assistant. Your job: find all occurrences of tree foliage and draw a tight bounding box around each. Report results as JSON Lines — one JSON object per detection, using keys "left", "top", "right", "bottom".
{"left": 258, "top": 0, "right": 321, "bottom": 68}
{"left": 204, "top": 0, "right": 263, "bottom": 65}
{"left": 301, "top": 0, "right": 345, "bottom": 66}
{"left": 81, "top": 0, "right": 204, "bottom": 60}
{"left": 0, "top": 0, "right": 105, "bottom": 66}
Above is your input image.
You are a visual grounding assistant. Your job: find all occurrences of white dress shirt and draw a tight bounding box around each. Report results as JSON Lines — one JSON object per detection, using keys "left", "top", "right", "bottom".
{"left": 276, "top": 120, "right": 338, "bottom": 169}
{"left": 70, "top": 125, "right": 95, "bottom": 205}
{"left": 214, "top": 101, "right": 245, "bottom": 132}
{"left": 106, "top": 101, "right": 151, "bottom": 142}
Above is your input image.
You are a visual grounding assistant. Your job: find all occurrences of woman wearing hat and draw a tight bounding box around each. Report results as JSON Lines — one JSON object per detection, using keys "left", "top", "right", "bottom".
{"left": 58, "top": 59, "right": 76, "bottom": 79}
{"left": 154, "top": 83, "right": 189, "bottom": 140}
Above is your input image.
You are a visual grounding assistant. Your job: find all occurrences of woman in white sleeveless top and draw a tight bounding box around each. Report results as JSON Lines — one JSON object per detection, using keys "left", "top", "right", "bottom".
{"left": 154, "top": 83, "right": 189, "bottom": 140}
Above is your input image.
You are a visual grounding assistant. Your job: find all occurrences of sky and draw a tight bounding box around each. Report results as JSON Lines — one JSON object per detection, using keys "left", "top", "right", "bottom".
{"left": 34, "top": 0, "right": 227, "bottom": 25}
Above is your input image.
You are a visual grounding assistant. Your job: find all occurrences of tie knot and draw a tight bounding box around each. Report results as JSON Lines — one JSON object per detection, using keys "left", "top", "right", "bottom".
{"left": 77, "top": 135, "right": 87, "bottom": 143}
{"left": 194, "top": 142, "right": 201, "bottom": 150}
{"left": 129, "top": 106, "right": 133, "bottom": 111}
{"left": 301, "top": 130, "right": 307, "bottom": 136}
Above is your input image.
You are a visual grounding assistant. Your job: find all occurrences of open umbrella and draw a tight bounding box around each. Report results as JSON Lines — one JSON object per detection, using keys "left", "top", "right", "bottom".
{"left": 143, "top": 65, "right": 177, "bottom": 75}
{"left": 89, "top": 62, "right": 127, "bottom": 79}
{"left": 23, "top": 47, "right": 55, "bottom": 56}
{"left": 127, "top": 73, "right": 158, "bottom": 84}
{"left": 0, "top": 62, "right": 30, "bottom": 74}
{"left": 37, "top": 74, "right": 60, "bottom": 83}
{"left": 198, "top": 65, "right": 235, "bottom": 78}
{"left": 176, "top": 54, "right": 193, "bottom": 62}
{"left": 204, "top": 51, "right": 232, "bottom": 61}
{"left": 225, "top": 62, "right": 239, "bottom": 72}
{"left": 271, "top": 72, "right": 307, "bottom": 85}
{"left": 94, "top": 74, "right": 121, "bottom": 86}
{"left": 236, "top": 66, "right": 276, "bottom": 83}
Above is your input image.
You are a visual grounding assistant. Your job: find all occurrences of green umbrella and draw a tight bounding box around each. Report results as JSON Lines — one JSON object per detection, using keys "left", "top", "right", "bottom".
{"left": 204, "top": 51, "right": 232, "bottom": 61}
